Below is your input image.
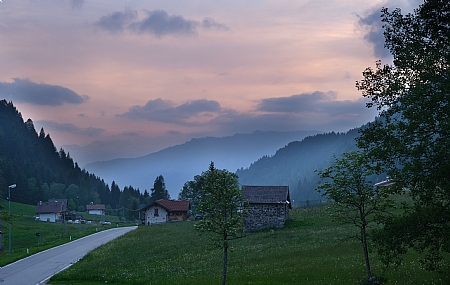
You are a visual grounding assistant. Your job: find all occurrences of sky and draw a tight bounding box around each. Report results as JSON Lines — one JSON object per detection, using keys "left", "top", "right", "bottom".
{"left": 0, "top": 0, "right": 422, "bottom": 166}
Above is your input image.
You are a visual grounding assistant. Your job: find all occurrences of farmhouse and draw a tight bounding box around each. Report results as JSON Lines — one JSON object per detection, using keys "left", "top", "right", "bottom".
{"left": 141, "top": 199, "right": 190, "bottom": 225}
{"left": 242, "top": 186, "right": 291, "bottom": 232}
{"left": 86, "top": 203, "right": 105, "bottom": 215}
{"left": 35, "top": 198, "right": 68, "bottom": 222}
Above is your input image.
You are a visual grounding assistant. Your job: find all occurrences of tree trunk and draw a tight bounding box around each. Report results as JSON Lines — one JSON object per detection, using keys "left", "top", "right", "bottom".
{"left": 361, "top": 225, "right": 372, "bottom": 278}
{"left": 222, "top": 237, "right": 228, "bottom": 285}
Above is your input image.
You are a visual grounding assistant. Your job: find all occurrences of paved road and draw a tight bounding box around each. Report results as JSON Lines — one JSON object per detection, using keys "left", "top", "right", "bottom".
{"left": 0, "top": 226, "right": 137, "bottom": 285}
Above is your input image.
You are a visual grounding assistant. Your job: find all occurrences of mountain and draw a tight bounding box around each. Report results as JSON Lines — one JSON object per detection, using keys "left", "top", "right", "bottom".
{"left": 0, "top": 100, "right": 111, "bottom": 207}
{"left": 84, "top": 130, "right": 320, "bottom": 198}
{"left": 236, "top": 128, "right": 362, "bottom": 204}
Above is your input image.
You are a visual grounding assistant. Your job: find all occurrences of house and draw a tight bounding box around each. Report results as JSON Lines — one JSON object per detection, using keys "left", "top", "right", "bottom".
{"left": 242, "top": 186, "right": 291, "bottom": 232}
{"left": 86, "top": 204, "right": 105, "bottom": 215}
{"left": 141, "top": 199, "right": 190, "bottom": 225}
{"left": 36, "top": 198, "right": 68, "bottom": 222}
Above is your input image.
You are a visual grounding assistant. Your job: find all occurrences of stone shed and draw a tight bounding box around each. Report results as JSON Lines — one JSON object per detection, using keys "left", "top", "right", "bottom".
{"left": 242, "top": 186, "right": 291, "bottom": 232}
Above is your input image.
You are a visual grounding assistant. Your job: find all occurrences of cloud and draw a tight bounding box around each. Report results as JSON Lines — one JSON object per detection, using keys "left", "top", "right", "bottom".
{"left": 37, "top": 120, "right": 104, "bottom": 137}
{"left": 356, "top": 0, "right": 424, "bottom": 59}
{"left": 209, "top": 101, "right": 375, "bottom": 135}
{"left": 0, "top": 78, "right": 89, "bottom": 106}
{"left": 202, "top": 17, "right": 230, "bottom": 31}
{"left": 95, "top": 9, "right": 229, "bottom": 38}
{"left": 129, "top": 10, "right": 198, "bottom": 37}
{"left": 69, "top": 0, "right": 84, "bottom": 9}
{"left": 257, "top": 91, "right": 338, "bottom": 113}
{"left": 118, "top": 98, "right": 222, "bottom": 125}
{"left": 94, "top": 9, "right": 138, "bottom": 34}
{"left": 356, "top": 8, "right": 390, "bottom": 59}
{"left": 118, "top": 92, "right": 377, "bottom": 134}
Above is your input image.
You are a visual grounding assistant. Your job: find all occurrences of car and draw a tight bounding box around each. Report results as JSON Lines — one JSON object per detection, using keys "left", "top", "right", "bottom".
{"left": 74, "top": 219, "right": 80, "bottom": 224}
{"left": 195, "top": 214, "right": 203, "bottom": 220}
{"left": 100, "top": 221, "right": 111, "bottom": 225}
{"left": 87, "top": 221, "right": 92, "bottom": 225}
{"left": 67, "top": 219, "right": 73, "bottom": 224}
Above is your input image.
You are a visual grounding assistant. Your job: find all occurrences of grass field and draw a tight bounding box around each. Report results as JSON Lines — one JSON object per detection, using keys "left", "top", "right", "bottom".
{"left": 0, "top": 199, "right": 133, "bottom": 266}
{"left": 48, "top": 207, "right": 449, "bottom": 285}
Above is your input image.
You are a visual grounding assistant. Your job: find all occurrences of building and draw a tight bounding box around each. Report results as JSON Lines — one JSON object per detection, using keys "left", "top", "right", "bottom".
{"left": 141, "top": 199, "right": 190, "bottom": 225}
{"left": 35, "top": 199, "right": 68, "bottom": 222}
{"left": 86, "top": 204, "right": 106, "bottom": 215}
{"left": 242, "top": 186, "right": 291, "bottom": 232}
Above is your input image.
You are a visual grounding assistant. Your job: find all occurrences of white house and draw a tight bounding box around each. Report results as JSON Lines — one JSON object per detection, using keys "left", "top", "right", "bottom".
{"left": 86, "top": 204, "right": 105, "bottom": 215}
{"left": 140, "top": 199, "right": 190, "bottom": 225}
{"left": 36, "top": 199, "right": 68, "bottom": 222}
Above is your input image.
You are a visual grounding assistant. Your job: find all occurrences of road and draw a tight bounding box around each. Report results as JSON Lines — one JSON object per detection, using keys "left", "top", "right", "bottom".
{"left": 0, "top": 226, "right": 137, "bottom": 285}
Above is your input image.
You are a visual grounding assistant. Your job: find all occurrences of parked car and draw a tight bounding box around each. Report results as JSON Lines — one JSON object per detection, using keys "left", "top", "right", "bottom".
{"left": 100, "top": 221, "right": 111, "bottom": 225}
{"left": 87, "top": 221, "right": 92, "bottom": 224}
{"left": 74, "top": 219, "right": 80, "bottom": 224}
{"left": 67, "top": 219, "right": 73, "bottom": 224}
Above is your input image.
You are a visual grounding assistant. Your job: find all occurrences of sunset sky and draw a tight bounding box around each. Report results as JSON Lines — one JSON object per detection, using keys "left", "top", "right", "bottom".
{"left": 0, "top": 0, "right": 421, "bottom": 165}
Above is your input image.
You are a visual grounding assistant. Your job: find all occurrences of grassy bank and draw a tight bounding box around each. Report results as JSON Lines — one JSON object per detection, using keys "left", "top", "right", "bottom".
{"left": 50, "top": 208, "right": 449, "bottom": 285}
{"left": 0, "top": 200, "right": 132, "bottom": 266}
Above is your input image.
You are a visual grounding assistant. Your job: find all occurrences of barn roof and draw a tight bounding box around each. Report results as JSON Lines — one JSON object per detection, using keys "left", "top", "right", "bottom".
{"left": 86, "top": 204, "right": 105, "bottom": 211}
{"left": 140, "top": 199, "right": 190, "bottom": 212}
{"left": 242, "top": 186, "right": 291, "bottom": 207}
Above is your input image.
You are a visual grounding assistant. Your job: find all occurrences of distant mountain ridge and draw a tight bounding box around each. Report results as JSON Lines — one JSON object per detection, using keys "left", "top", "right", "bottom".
{"left": 84, "top": 130, "right": 321, "bottom": 198}
{"left": 236, "top": 128, "right": 362, "bottom": 203}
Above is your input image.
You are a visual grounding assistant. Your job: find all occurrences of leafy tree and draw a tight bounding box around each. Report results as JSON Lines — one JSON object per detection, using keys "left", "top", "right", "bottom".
{"left": 64, "top": 184, "right": 79, "bottom": 201}
{"left": 150, "top": 175, "right": 170, "bottom": 202}
{"left": 195, "top": 162, "right": 247, "bottom": 285}
{"left": 316, "top": 151, "right": 394, "bottom": 280}
{"left": 356, "top": 0, "right": 450, "bottom": 270}
{"left": 68, "top": 198, "right": 76, "bottom": 211}
{"left": 178, "top": 174, "right": 205, "bottom": 213}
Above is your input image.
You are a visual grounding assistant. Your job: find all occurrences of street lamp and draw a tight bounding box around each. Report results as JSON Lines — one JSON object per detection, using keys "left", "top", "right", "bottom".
{"left": 374, "top": 178, "right": 395, "bottom": 187}
{"left": 8, "top": 184, "right": 16, "bottom": 259}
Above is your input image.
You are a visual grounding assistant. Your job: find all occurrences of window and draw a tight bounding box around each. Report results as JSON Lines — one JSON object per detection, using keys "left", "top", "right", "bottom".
{"left": 154, "top": 208, "right": 159, "bottom": 217}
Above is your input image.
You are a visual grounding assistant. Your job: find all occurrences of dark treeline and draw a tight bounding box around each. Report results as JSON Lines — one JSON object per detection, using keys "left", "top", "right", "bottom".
{"left": 0, "top": 100, "right": 165, "bottom": 220}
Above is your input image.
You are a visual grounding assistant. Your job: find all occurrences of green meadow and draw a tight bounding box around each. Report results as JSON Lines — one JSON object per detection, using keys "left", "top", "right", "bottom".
{"left": 48, "top": 208, "right": 449, "bottom": 285}
{"left": 0, "top": 200, "right": 130, "bottom": 266}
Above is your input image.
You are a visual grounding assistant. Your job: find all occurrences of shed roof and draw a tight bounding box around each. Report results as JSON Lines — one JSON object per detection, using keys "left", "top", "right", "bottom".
{"left": 242, "top": 186, "right": 291, "bottom": 205}
{"left": 141, "top": 199, "right": 190, "bottom": 212}
{"left": 36, "top": 200, "right": 67, "bottom": 214}
{"left": 86, "top": 204, "right": 105, "bottom": 211}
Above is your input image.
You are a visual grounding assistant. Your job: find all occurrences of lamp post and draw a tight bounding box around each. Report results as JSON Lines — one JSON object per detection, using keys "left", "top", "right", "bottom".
{"left": 8, "top": 184, "right": 16, "bottom": 259}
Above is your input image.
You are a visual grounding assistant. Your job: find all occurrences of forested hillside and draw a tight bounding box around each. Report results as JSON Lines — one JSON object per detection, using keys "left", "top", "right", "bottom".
{"left": 236, "top": 128, "right": 362, "bottom": 203}
{"left": 0, "top": 100, "right": 152, "bottom": 219}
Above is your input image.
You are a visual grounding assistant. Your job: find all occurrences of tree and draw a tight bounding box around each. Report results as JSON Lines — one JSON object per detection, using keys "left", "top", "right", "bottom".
{"left": 68, "top": 198, "right": 76, "bottom": 211}
{"left": 356, "top": 0, "right": 450, "bottom": 270}
{"left": 150, "top": 175, "right": 170, "bottom": 203}
{"left": 195, "top": 162, "right": 247, "bottom": 285}
{"left": 178, "top": 174, "right": 205, "bottom": 213}
{"left": 316, "top": 151, "right": 394, "bottom": 280}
